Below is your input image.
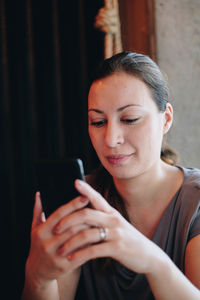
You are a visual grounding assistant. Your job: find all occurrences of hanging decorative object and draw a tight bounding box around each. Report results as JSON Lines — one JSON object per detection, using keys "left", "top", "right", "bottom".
{"left": 94, "top": 0, "right": 123, "bottom": 58}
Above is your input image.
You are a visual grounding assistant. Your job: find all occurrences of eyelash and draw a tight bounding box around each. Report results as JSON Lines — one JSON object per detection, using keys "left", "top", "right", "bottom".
{"left": 122, "top": 118, "right": 140, "bottom": 124}
{"left": 90, "top": 118, "right": 140, "bottom": 128}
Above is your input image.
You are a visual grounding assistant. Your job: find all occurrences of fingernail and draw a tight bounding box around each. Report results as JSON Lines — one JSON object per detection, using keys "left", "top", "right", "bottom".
{"left": 53, "top": 224, "right": 61, "bottom": 234}
{"left": 67, "top": 254, "right": 73, "bottom": 261}
{"left": 41, "top": 212, "right": 46, "bottom": 223}
{"left": 76, "top": 179, "right": 85, "bottom": 187}
{"left": 80, "top": 197, "right": 88, "bottom": 203}
{"left": 36, "top": 191, "right": 41, "bottom": 200}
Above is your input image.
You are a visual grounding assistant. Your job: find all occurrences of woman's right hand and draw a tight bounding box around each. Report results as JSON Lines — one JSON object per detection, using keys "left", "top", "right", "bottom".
{"left": 25, "top": 191, "right": 90, "bottom": 289}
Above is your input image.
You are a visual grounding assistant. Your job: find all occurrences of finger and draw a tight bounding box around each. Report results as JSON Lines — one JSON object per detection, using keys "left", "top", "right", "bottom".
{"left": 53, "top": 207, "right": 110, "bottom": 234}
{"left": 75, "top": 180, "right": 113, "bottom": 213}
{"left": 67, "top": 242, "right": 112, "bottom": 265}
{"left": 46, "top": 223, "right": 90, "bottom": 254}
{"left": 46, "top": 195, "right": 89, "bottom": 230}
{"left": 57, "top": 226, "right": 109, "bottom": 257}
{"left": 32, "top": 192, "right": 44, "bottom": 229}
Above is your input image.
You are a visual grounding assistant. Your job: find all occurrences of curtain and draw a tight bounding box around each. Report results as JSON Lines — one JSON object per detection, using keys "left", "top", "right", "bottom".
{"left": 0, "top": 0, "right": 103, "bottom": 297}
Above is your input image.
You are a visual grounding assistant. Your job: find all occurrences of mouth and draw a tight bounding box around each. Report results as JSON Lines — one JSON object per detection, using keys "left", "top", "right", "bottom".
{"left": 105, "top": 154, "right": 133, "bottom": 165}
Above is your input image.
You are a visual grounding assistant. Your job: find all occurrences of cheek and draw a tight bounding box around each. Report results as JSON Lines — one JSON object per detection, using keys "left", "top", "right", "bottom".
{"left": 145, "top": 123, "right": 164, "bottom": 156}
{"left": 89, "top": 128, "right": 94, "bottom": 145}
{"left": 132, "top": 120, "right": 163, "bottom": 150}
{"left": 89, "top": 128, "right": 101, "bottom": 150}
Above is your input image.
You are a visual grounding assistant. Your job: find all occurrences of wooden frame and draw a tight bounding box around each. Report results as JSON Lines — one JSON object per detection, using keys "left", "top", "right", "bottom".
{"left": 118, "top": 0, "right": 157, "bottom": 61}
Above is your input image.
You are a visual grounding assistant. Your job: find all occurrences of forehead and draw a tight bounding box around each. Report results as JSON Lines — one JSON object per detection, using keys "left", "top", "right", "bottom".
{"left": 88, "top": 72, "right": 155, "bottom": 110}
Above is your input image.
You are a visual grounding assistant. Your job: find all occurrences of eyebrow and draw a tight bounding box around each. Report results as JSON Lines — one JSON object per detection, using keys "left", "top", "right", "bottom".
{"left": 88, "top": 104, "right": 141, "bottom": 114}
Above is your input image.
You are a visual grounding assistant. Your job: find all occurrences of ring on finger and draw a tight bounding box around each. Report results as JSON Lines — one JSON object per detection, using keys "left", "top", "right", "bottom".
{"left": 99, "top": 227, "right": 108, "bottom": 242}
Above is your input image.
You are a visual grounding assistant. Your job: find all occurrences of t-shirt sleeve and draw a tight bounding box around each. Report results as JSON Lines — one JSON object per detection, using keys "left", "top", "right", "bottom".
{"left": 188, "top": 208, "right": 200, "bottom": 240}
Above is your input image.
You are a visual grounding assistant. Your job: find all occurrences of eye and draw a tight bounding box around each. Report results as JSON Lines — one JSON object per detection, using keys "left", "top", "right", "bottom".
{"left": 90, "top": 120, "right": 106, "bottom": 128}
{"left": 121, "top": 118, "right": 140, "bottom": 125}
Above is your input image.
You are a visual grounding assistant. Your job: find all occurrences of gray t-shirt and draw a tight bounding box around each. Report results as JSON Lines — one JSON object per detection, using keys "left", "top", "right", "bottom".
{"left": 75, "top": 167, "right": 200, "bottom": 300}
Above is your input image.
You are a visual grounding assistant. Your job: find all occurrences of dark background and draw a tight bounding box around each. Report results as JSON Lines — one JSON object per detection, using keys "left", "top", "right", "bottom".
{"left": 1, "top": 0, "right": 103, "bottom": 298}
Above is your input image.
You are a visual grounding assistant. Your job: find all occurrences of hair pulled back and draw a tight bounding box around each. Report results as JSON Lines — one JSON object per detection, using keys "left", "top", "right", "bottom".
{"left": 91, "top": 51, "right": 178, "bottom": 165}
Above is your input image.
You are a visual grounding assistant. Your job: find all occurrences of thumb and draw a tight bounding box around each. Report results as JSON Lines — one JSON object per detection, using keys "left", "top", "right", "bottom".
{"left": 31, "top": 192, "right": 45, "bottom": 229}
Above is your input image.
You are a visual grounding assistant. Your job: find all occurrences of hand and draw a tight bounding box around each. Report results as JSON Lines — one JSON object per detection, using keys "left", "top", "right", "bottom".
{"left": 53, "top": 180, "right": 164, "bottom": 275}
{"left": 25, "top": 191, "right": 90, "bottom": 287}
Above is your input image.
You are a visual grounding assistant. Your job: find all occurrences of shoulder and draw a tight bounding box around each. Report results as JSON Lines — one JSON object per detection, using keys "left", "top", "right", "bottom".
{"left": 174, "top": 166, "right": 200, "bottom": 210}
{"left": 178, "top": 166, "right": 200, "bottom": 239}
{"left": 179, "top": 166, "right": 200, "bottom": 197}
{"left": 174, "top": 166, "right": 200, "bottom": 223}
{"left": 181, "top": 166, "right": 200, "bottom": 185}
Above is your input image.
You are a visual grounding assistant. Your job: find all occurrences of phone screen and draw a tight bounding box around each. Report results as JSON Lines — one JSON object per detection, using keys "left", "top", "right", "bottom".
{"left": 35, "top": 158, "right": 85, "bottom": 217}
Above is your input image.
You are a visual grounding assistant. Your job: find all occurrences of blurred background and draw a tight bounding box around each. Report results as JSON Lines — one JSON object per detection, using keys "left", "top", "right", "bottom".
{"left": 1, "top": 0, "right": 200, "bottom": 298}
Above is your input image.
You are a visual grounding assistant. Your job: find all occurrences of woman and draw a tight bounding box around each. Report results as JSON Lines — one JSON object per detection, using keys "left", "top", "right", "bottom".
{"left": 22, "top": 52, "right": 200, "bottom": 299}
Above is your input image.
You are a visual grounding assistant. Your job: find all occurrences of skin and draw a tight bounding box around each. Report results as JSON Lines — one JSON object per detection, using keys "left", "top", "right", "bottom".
{"left": 88, "top": 73, "right": 181, "bottom": 238}
{"left": 88, "top": 72, "right": 167, "bottom": 180}
{"left": 22, "top": 72, "right": 200, "bottom": 300}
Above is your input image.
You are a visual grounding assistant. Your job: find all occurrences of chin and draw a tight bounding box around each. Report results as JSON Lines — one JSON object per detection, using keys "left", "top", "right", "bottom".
{"left": 103, "top": 164, "right": 138, "bottom": 180}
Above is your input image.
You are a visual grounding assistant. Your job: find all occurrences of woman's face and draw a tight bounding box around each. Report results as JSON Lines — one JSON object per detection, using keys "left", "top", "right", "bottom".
{"left": 88, "top": 72, "right": 171, "bottom": 179}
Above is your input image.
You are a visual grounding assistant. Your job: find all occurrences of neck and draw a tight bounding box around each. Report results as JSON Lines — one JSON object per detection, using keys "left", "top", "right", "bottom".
{"left": 112, "top": 160, "right": 174, "bottom": 208}
{"left": 112, "top": 161, "right": 183, "bottom": 239}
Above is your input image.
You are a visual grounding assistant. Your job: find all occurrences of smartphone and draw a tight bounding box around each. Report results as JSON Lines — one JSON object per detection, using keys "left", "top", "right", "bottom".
{"left": 35, "top": 158, "right": 85, "bottom": 217}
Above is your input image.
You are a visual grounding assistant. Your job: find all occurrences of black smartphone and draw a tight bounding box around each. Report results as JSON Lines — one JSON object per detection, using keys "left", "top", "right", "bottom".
{"left": 35, "top": 158, "right": 85, "bottom": 217}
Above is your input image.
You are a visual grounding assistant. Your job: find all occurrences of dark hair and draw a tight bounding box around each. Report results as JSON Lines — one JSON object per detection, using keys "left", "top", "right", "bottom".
{"left": 91, "top": 51, "right": 178, "bottom": 165}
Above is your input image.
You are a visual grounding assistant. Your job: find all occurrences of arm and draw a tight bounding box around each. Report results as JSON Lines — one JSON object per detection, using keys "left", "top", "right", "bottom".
{"left": 58, "top": 268, "right": 81, "bottom": 300}
{"left": 22, "top": 266, "right": 81, "bottom": 300}
{"left": 21, "top": 193, "right": 60, "bottom": 300}
{"left": 21, "top": 192, "right": 87, "bottom": 300}
{"left": 55, "top": 180, "right": 200, "bottom": 300}
{"left": 146, "top": 243, "right": 200, "bottom": 300}
{"left": 22, "top": 276, "right": 59, "bottom": 300}
{"left": 185, "top": 234, "right": 200, "bottom": 289}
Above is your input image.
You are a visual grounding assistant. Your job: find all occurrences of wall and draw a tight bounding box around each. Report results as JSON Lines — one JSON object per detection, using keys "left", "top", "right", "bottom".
{"left": 155, "top": 0, "right": 200, "bottom": 167}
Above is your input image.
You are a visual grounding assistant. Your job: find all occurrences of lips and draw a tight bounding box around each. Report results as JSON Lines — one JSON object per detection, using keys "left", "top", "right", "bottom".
{"left": 105, "top": 154, "right": 132, "bottom": 165}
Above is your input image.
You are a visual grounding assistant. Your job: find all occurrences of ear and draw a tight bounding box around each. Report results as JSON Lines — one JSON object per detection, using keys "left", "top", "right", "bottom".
{"left": 163, "top": 103, "right": 173, "bottom": 135}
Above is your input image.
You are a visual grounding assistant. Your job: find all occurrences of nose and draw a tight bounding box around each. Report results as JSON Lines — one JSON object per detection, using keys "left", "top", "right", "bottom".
{"left": 104, "top": 121, "right": 124, "bottom": 148}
